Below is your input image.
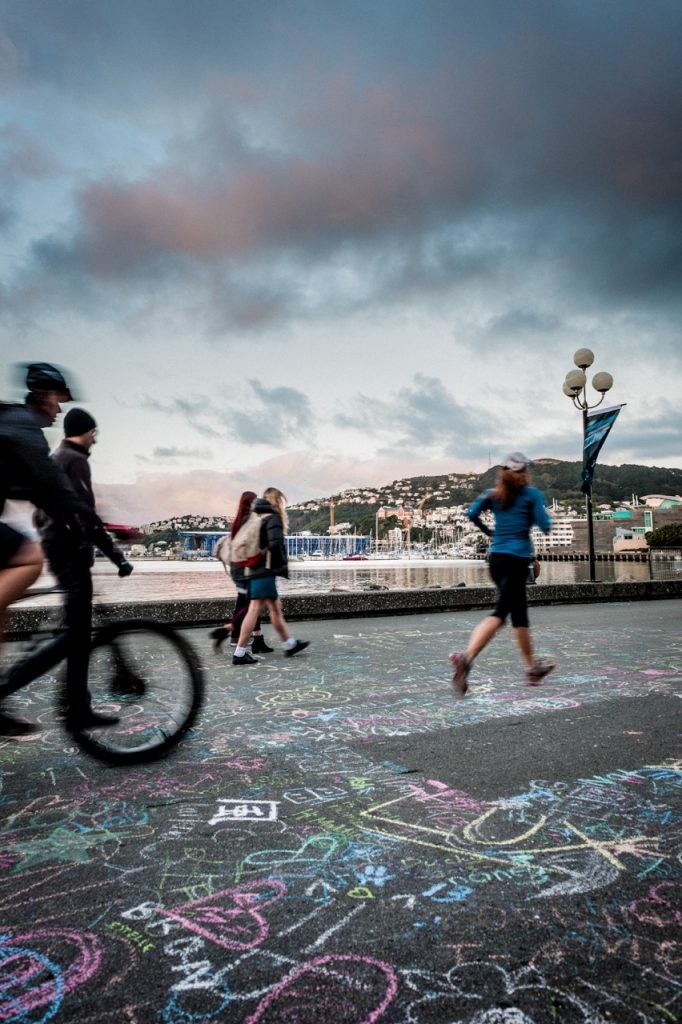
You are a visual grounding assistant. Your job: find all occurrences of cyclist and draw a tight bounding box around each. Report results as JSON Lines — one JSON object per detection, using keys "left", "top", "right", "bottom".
{"left": 3, "top": 406, "right": 134, "bottom": 734}
{"left": 0, "top": 363, "right": 110, "bottom": 735}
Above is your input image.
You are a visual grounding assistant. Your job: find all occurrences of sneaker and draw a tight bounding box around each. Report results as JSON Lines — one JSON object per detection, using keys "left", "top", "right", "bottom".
{"left": 232, "top": 651, "right": 259, "bottom": 665}
{"left": 449, "top": 652, "right": 470, "bottom": 696}
{"left": 526, "top": 659, "right": 555, "bottom": 686}
{"left": 0, "top": 710, "right": 41, "bottom": 736}
{"left": 284, "top": 640, "right": 310, "bottom": 658}
{"left": 66, "top": 710, "right": 120, "bottom": 732}
{"left": 229, "top": 635, "right": 239, "bottom": 646}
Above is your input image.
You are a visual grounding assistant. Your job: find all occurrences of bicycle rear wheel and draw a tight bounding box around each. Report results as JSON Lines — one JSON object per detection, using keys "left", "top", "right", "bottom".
{"left": 72, "top": 619, "right": 204, "bottom": 765}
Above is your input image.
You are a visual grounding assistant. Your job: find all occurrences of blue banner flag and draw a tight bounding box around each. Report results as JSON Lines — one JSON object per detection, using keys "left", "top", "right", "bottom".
{"left": 581, "top": 403, "right": 625, "bottom": 494}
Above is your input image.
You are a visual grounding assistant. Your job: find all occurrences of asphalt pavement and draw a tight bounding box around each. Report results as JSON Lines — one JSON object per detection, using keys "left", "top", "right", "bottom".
{"left": 0, "top": 599, "right": 680, "bottom": 1023}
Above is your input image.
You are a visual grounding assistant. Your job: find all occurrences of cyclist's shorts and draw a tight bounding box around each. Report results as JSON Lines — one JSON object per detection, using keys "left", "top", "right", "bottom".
{"left": 0, "top": 522, "right": 26, "bottom": 568}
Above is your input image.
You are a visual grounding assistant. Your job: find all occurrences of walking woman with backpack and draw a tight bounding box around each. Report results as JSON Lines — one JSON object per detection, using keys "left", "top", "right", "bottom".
{"left": 209, "top": 490, "right": 274, "bottom": 655}
{"left": 232, "top": 487, "right": 309, "bottom": 665}
{"left": 450, "top": 452, "right": 554, "bottom": 695}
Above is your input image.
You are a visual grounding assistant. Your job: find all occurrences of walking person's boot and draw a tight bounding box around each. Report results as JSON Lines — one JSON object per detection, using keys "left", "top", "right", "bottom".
{"left": 209, "top": 626, "right": 229, "bottom": 651}
{"left": 252, "top": 634, "right": 274, "bottom": 654}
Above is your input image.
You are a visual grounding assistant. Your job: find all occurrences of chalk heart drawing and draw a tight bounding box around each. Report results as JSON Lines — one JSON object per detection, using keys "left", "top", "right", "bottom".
{"left": 0, "top": 928, "right": 102, "bottom": 1023}
{"left": 245, "top": 954, "right": 398, "bottom": 1024}
{"left": 159, "top": 879, "right": 286, "bottom": 951}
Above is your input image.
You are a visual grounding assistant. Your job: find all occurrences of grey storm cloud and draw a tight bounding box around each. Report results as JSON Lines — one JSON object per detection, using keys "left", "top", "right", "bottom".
{"left": 485, "top": 308, "right": 563, "bottom": 337}
{"left": 153, "top": 447, "right": 207, "bottom": 459}
{"left": 140, "top": 395, "right": 222, "bottom": 438}
{"left": 141, "top": 381, "right": 314, "bottom": 447}
{"left": 334, "top": 374, "right": 496, "bottom": 459}
{"left": 0, "top": 124, "right": 54, "bottom": 185}
{"left": 611, "top": 407, "right": 682, "bottom": 461}
{"left": 2, "top": 0, "right": 682, "bottom": 330}
{"left": 135, "top": 447, "right": 210, "bottom": 463}
{"left": 230, "top": 380, "right": 314, "bottom": 445}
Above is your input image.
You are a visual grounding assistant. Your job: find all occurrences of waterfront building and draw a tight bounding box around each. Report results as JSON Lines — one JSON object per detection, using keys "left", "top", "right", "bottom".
{"left": 179, "top": 531, "right": 370, "bottom": 559}
{"left": 532, "top": 516, "right": 576, "bottom": 551}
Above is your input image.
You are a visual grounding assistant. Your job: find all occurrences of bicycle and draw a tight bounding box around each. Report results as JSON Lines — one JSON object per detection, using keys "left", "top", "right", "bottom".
{"left": 5, "top": 587, "right": 204, "bottom": 765}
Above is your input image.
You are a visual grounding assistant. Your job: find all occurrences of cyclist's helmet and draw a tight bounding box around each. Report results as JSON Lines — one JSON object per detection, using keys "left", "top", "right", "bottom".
{"left": 25, "top": 362, "right": 74, "bottom": 401}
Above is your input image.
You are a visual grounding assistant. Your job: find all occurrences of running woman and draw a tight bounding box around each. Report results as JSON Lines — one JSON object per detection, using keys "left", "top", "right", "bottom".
{"left": 450, "top": 452, "right": 555, "bottom": 695}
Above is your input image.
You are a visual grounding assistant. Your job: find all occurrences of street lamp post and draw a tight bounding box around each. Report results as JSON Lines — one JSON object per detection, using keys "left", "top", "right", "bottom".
{"left": 562, "top": 348, "right": 614, "bottom": 583}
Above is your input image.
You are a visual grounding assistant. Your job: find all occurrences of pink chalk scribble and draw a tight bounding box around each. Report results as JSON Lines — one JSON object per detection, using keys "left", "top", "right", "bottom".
{"left": 245, "top": 953, "right": 398, "bottom": 1024}
{"left": 0, "top": 928, "right": 102, "bottom": 1021}
{"left": 629, "top": 882, "right": 682, "bottom": 928}
{"left": 158, "top": 879, "right": 286, "bottom": 951}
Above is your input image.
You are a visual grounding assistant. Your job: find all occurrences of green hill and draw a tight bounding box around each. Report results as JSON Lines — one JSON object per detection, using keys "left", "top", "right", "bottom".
{"left": 288, "top": 460, "right": 682, "bottom": 535}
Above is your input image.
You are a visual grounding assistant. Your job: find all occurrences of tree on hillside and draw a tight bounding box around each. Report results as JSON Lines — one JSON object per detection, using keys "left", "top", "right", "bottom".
{"left": 646, "top": 522, "right": 682, "bottom": 548}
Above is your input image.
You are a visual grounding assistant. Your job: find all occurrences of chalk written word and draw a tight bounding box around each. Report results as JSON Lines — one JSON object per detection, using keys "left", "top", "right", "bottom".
{"left": 209, "top": 800, "right": 279, "bottom": 825}
{"left": 107, "top": 920, "right": 155, "bottom": 953}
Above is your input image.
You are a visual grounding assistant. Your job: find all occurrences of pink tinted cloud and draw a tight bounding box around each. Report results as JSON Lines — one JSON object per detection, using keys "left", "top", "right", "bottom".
{"left": 94, "top": 450, "right": 468, "bottom": 525}
{"left": 71, "top": 77, "right": 476, "bottom": 273}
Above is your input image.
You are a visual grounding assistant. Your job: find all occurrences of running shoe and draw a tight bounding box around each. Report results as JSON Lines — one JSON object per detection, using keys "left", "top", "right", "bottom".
{"left": 449, "top": 652, "right": 470, "bottom": 696}
{"left": 526, "top": 659, "right": 555, "bottom": 686}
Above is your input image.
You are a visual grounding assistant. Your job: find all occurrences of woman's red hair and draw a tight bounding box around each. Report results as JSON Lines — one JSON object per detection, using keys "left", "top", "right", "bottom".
{"left": 231, "top": 490, "right": 257, "bottom": 535}
{"left": 492, "top": 468, "right": 529, "bottom": 509}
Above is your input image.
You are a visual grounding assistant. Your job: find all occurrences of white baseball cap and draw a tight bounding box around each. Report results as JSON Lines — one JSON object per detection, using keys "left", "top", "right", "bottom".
{"left": 504, "top": 451, "right": 531, "bottom": 471}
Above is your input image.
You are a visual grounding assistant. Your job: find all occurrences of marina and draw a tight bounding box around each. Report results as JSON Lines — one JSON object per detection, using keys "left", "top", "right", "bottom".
{"left": 22, "top": 554, "right": 656, "bottom": 608}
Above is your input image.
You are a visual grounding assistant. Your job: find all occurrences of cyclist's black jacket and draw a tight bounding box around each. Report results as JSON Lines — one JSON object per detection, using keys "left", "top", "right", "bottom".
{"left": 0, "top": 402, "right": 95, "bottom": 543}
{"left": 39, "top": 440, "right": 125, "bottom": 568}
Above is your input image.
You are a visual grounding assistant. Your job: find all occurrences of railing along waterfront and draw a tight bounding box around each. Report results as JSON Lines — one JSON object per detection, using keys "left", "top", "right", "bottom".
{"left": 648, "top": 547, "right": 682, "bottom": 582}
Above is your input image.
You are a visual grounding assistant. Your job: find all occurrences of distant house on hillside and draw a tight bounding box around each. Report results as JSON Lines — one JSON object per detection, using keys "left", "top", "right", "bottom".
{"left": 641, "top": 495, "right": 682, "bottom": 509}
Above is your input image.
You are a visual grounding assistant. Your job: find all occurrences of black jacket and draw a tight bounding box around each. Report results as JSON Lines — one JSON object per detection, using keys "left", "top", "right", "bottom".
{"left": 0, "top": 403, "right": 92, "bottom": 538}
{"left": 249, "top": 498, "right": 289, "bottom": 579}
{"left": 38, "top": 440, "right": 125, "bottom": 568}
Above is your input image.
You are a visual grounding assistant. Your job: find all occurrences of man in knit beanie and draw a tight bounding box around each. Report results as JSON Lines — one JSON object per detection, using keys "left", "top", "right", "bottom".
{"left": 4, "top": 409, "right": 133, "bottom": 731}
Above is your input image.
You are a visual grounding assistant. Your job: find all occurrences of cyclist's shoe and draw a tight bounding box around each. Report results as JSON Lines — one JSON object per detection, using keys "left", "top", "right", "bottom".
{"left": 449, "top": 652, "right": 471, "bottom": 696}
{"left": 0, "top": 709, "right": 41, "bottom": 736}
{"left": 233, "top": 651, "right": 259, "bottom": 665}
{"left": 526, "top": 659, "right": 555, "bottom": 686}
{"left": 110, "top": 670, "right": 146, "bottom": 696}
{"left": 66, "top": 710, "right": 119, "bottom": 732}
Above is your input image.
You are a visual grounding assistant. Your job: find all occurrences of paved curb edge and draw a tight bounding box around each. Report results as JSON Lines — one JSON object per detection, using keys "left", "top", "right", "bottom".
{"left": 8, "top": 579, "right": 681, "bottom": 636}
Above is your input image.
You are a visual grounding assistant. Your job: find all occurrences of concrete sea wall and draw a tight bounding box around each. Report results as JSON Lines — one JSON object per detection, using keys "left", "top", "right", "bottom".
{"left": 7, "top": 578, "right": 681, "bottom": 636}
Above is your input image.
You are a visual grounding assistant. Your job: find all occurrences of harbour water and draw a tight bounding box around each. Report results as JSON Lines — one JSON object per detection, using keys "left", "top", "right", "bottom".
{"left": 23, "top": 556, "right": 652, "bottom": 607}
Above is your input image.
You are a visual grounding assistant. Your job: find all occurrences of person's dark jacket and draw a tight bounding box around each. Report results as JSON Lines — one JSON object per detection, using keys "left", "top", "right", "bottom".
{"left": 0, "top": 403, "right": 93, "bottom": 541}
{"left": 38, "top": 440, "right": 126, "bottom": 569}
{"left": 249, "top": 498, "right": 289, "bottom": 580}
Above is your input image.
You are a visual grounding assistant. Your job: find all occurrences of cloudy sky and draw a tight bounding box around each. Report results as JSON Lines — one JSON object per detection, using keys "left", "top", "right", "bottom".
{"left": 1, "top": 0, "right": 680, "bottom": 523}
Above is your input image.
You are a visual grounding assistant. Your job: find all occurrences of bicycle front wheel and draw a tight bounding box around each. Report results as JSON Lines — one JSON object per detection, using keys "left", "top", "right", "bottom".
{"left": 72, "top": 619, "right": 204, "bottom": 765}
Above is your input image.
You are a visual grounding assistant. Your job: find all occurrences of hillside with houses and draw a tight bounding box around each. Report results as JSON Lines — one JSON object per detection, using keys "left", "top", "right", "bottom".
{"left": 135, "top": 461, "right": 682, "bottom": 556}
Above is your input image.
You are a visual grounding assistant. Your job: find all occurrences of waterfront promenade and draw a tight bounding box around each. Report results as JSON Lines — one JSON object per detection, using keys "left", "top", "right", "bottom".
{"left": 0, "top": 599, "right": 680, "bottom": 1023}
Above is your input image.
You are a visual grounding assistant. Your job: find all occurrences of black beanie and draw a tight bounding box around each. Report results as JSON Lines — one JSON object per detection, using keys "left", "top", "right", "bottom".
{"left": 64, "top": 408, "right": 97, "bottom": 437}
